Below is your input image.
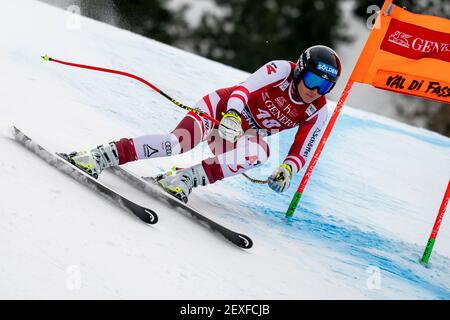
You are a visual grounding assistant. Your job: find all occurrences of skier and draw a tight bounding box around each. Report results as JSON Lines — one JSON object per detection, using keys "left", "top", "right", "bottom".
{"left": 66, "top": 45, "right": 341, "bottom": 203}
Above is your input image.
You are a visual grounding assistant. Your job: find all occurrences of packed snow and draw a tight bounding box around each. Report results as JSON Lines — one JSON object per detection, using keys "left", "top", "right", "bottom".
{"left": 0, "top": 0, "right": 449, "bottom": 299}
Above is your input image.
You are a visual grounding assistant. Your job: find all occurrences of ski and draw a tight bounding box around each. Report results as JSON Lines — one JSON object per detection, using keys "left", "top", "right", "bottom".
{"left": 12, "top": 126, "right": 158, "bottom": 225}
{"left": 108, "top": 166, "right": 253, "bottom": 249}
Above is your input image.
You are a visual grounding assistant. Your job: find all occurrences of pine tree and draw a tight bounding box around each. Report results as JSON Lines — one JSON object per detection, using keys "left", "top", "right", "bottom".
{"left": 188, "top": 0, "right": 350, "bottom": 72}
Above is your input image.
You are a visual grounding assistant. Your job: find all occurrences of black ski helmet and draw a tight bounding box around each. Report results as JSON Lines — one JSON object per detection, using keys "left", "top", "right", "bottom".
{"left": 293, "top": 45, "right": 342, "bottom": 92}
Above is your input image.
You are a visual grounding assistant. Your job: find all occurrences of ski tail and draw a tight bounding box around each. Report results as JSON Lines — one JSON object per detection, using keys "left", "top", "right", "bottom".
{"left": 12, "top": 126, "right": 158, "bottom": 225}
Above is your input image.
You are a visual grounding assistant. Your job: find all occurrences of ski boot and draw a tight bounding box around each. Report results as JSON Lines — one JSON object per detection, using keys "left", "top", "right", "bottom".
{"left": 156, "top": 164, "right": 210, "bottom": 203}
{"left": 62, "top": 142, "right": 119, "bottom": 179}
{"left": 147, "top": 166, "right": 182, "bottom": 183}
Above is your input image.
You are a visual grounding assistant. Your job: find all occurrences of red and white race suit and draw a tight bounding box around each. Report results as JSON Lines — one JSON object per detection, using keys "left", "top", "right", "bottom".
{"left": 114, "top": 60, "right": 328, "bottom": 184}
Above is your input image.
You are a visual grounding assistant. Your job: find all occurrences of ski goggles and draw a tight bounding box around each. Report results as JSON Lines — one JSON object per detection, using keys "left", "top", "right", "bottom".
{"left": 302, "top": 71, "right": 336, "bottom": 95}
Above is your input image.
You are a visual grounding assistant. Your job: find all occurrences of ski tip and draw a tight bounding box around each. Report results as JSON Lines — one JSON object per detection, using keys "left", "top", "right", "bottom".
{"left": 144, "top": 209, "right": 159, "bottom": 225}
{"left": 238, "top": 234, "right": 253, "bottom": 249}
{"left": 11, "top": 126, "right": 28, "bottom": 141}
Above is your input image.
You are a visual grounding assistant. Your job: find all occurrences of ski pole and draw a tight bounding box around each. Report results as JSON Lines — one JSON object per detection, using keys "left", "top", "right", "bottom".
{"left": 242, "top": 173, "right": 267, "bottom": 184}
{"left": 41, "top": 54, "right": 220, "bottom": 125}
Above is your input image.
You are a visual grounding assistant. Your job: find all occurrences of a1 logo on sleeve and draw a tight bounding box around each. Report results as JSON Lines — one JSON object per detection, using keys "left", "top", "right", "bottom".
{"left": 266, "top": 62, "right": 278, "bottom": 75}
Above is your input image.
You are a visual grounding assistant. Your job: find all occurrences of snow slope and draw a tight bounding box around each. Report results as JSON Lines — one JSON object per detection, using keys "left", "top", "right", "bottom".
{"left": 0, "top": 0, "right": 449, "bottom": 299}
